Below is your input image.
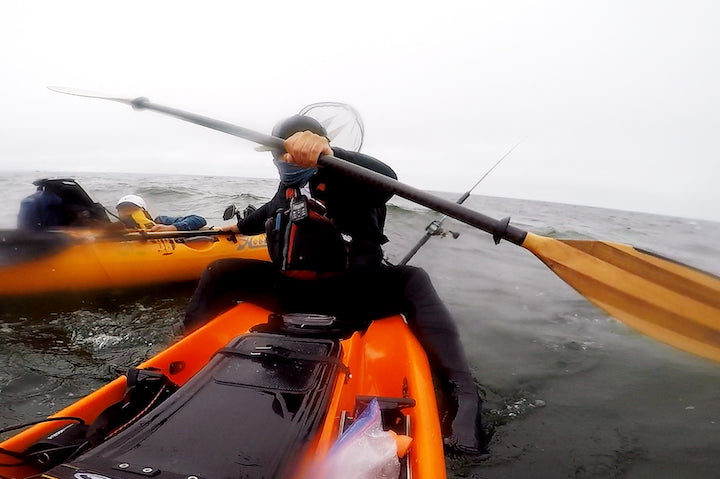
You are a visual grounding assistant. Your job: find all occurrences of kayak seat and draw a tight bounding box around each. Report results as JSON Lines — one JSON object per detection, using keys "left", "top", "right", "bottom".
{"left": 250, "top": 312, "right": 370, "bottom": 340}
{"left": 43, "top": 331, "right": 346, "bottom": 479}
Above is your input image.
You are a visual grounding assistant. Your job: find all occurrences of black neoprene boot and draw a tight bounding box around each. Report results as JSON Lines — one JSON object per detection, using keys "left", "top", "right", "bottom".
{"left": 443, "top": 379, "right": 485, "bottom": 455}
{"left": 393, "top": 266, "right": 486, "bottom": 453}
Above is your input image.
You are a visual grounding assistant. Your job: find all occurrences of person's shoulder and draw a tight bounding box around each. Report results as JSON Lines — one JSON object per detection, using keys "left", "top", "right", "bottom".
{"left": 331, "top": 147, "right": 397, "bottom": 180}
{"left": 331, "top": 146, "right": 365, "bottom": 160}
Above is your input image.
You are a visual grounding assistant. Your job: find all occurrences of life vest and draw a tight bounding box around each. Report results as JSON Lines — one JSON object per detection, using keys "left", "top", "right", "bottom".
{"left": 124, "top": 209, "right": 157, "bottom": 230}
{"left": 265, "top": 187, "right": 348, "bottom": 279}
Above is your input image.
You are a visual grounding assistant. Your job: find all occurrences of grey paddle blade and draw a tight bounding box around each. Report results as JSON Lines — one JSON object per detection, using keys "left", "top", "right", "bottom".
{"left": 47, "top": 86, "right": 137, "bottom": 105}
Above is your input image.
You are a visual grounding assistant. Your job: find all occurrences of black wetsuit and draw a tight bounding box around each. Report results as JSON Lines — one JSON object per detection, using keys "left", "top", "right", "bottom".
{"left": 239, "top": 147, "right": 394, "bottom": 268}
{"left": 184, "top": 147, "right": 484, "bottom": 452}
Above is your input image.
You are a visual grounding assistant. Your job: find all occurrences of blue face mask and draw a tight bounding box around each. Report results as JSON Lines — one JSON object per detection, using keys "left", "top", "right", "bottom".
{"left": 273, "top": 157, "right": 317, "bottom": 186}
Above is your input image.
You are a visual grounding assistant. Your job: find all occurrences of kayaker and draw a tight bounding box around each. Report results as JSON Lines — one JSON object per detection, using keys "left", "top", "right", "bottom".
{"left": 184, "top": 115, "right": 485, "bottom": 455}
{"left": 115, "top": 195, "right": 207, "bottom": 232}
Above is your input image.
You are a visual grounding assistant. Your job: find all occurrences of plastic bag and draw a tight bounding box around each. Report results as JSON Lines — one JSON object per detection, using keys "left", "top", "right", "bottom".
{"left": 310, "top": 398, "right": 400, "bottom": 479}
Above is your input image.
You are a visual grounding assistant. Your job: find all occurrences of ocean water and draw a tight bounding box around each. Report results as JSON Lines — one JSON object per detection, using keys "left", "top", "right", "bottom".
{"left": 1, "top": 170, "right": 720, "bottom": 478}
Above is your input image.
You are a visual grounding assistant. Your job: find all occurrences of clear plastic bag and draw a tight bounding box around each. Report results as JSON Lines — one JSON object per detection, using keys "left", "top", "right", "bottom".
{"left": 310, "top": 398, "right": 401, "bottom": 479}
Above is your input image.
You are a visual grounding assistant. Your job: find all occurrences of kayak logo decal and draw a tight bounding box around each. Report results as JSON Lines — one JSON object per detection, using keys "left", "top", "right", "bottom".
{"left": 74, "top": 473, "right": 114, "bottom": 479}
{"left": 236, "top": 234, "right": 267, "bottom": 251}
{"left": 152, "top": 238, "right": 176, "bottom": 255}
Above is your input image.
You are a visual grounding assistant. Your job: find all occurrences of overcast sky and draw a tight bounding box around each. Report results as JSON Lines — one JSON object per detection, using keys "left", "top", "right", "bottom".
{"left": 1, "top": 1, "right": 718, "bottom": 222}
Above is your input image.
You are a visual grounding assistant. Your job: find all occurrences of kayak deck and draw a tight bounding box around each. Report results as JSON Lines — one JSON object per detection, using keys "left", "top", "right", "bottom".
{"left": 0, "top": 303, "right": 445, "bottom": 478}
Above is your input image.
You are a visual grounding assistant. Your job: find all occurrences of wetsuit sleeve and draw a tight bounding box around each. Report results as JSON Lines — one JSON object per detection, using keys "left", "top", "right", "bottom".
{"left": 322, "top": 147, "right": 398, "bottom": 205}
{"left": 155, "top": 215, "right": 207, "bottom": 231}
{"left": 237, "top": 184, "right": 286, "bottom": 235}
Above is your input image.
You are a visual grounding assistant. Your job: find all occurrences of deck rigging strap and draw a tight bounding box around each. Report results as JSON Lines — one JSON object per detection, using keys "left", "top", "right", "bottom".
{"left": 218, "top": 345, "right": 351, "bottom": 377}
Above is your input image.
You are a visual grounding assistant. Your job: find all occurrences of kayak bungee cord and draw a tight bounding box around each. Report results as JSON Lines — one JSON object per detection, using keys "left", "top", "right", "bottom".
{"left": 397, "top": 138, "right": 525, "bottom": 266}
{"left": 47, "top": 86, "right": 720, "bottom": 364}
{"left": 0, "top": 417, "right": 85, "bottom": 436}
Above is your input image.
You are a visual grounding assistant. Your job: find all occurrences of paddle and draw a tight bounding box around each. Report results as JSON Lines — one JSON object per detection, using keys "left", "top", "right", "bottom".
{"left": 2, "top": 227, "right": 240, "bottom": 243}
{"left": 1, "top": 228, "right": 244, "bottom": 258}
{"left": 102, "top": 228, "right": 240, "bottom": 241}
{"left": 48, "top": 87, "right": 720, "bottom": 364}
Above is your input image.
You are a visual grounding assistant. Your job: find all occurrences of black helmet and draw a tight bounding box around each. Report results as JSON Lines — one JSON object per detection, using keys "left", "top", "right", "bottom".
{"left": 272, "top": 115, "right": 328, "bottom": 140}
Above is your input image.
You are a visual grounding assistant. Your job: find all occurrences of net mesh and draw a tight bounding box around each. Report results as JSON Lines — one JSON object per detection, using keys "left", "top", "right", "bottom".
{"left": 299, "top": 102, "right": 365, "bottom": 152}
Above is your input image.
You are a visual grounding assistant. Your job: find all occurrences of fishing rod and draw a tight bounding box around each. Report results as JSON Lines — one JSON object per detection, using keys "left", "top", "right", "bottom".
{"left": 398, "top": 140, "right": 525, "bottom": 265}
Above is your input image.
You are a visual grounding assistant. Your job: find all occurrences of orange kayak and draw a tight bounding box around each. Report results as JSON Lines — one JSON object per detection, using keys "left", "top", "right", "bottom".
{"left": 0, "top": 229, "right": 270, "bottom": 296}
{"left": 0, "top": 303, "right": 445, "bottom": 478}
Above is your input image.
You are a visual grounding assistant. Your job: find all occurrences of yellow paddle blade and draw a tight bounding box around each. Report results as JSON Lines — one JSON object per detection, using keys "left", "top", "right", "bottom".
{"left": 522, "top": 232, "right": 720, "bottom": 363}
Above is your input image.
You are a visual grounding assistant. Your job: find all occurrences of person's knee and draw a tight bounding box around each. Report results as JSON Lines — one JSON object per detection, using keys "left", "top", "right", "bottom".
{"left": 204, "top": 258, "right": 243, "bottom": 278}
{"left": 398, "top": 266, "right": 439, "bottom": 299}
{"left": 407, "top": 265, "right": 431, "bottom": 284}
{"left": 391, "top": 264, "right": 430, "bottom": 286}
{"left": 202, "top": 259, "right": 272, "bottom": 285}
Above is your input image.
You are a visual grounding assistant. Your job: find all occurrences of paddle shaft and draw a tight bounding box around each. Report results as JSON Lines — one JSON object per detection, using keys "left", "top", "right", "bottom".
{"left": 47, "top": 227, "right": 240, "bottom": 243}
{"left": 130, "top": 98, "right": 528, "bottom": 246}
{"left": 122, "top": 229, "right": 233, "bottom": 240}
{"left": 52, "top": 87, "right": 720, "bottom": 364}
{"left": 101, "top": 228, "right": 238, "bottom": 242}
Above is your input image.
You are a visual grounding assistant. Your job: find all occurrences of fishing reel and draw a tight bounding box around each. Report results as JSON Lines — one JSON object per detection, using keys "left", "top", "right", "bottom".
{"left": 426, "top": 220, "right": 460, "bottom": 239}
{"left": 223, "top": 204, "right": 257, "bottom": 222}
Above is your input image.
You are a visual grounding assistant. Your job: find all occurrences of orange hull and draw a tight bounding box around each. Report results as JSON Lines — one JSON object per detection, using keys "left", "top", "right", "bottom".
{"left": 0, "top": 229, "right": 270, "bottom": 296}
{"left": 0, "top": 303, "right": 446, "bottom": 478}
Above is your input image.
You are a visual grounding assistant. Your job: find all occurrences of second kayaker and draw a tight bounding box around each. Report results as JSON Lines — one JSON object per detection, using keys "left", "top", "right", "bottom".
{"left": 115, "top": 194, "right": 207, "bottom": 232}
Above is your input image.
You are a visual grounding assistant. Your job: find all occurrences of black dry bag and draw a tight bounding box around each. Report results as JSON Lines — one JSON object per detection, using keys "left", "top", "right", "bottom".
{"left": 18, "top": 178, "right": 110, "bottom": 230}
